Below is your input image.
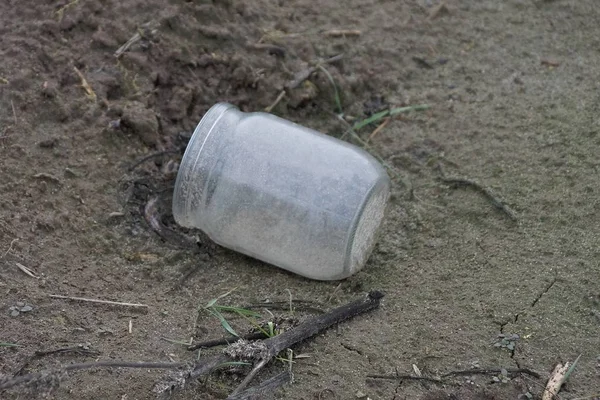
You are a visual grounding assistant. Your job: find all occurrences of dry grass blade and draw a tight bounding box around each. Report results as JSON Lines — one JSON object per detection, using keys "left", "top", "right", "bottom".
{"left": 15, "top": 263, "right": 39, "bottom": 279}
{"left": 1, "top": 238, "right": 18, "bottom": 259}
{"left": 367, "top": 117, "right": 390, "bottom": 142}
{"left": 49, "top": 294, "right": 148, "bottom": 308}
{"left": 73, "top": 67, "right": 96, "bottom": 101}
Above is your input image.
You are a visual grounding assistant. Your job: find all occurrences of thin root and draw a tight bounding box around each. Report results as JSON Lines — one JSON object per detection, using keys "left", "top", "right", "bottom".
{"left": 438, "top": 165, "right": 517, "bottom": 222}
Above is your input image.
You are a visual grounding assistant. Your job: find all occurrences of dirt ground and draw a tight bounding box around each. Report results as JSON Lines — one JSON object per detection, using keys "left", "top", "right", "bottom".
{"left": 1, "top": 0, "right": 600, "bottom": 399}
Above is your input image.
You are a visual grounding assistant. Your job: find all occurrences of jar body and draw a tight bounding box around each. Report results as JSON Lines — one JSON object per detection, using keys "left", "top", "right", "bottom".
{"left": 173, "top": 103, "right": 390, "bottom": 280}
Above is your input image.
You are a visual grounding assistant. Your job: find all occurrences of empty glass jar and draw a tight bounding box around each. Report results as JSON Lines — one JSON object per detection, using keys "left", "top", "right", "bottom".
{"left": 173, "top": 103, "right": 390, "bottom": 280}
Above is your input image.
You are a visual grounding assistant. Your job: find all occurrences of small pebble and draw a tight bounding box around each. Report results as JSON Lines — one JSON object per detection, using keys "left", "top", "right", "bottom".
{"left": 10, "top": 310, "right": 20, "bottom": 317}
{"left": 20, "top": 305, "right": 33, "bottom": 312}
{"left": 16, "top": 301, "right": 25, "bottom": 307}
{"left": 108, "top": 119, "right": 121, "bottom": 129}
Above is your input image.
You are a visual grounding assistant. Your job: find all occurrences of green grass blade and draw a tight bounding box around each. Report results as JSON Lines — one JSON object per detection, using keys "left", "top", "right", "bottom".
{"left": 213, "top": 305, "right": 262, "bottom": 318}
{"left": 352, "top": 104, "right": 430, "bottom": 131}
{"left": 317, "top": 65, "right": 343, "bottom": 115}
{"left": 562, "top": 354, "right": 582, "bottom": 383}
{"left": 389, "top": 104, "right": 430, "bottom": 115}
{"left": 208, "top": 309, "right": 239, "bottom": 337}
{"left": 237, "top": 312, "right": 272, "bottom": 338}
{"left": 205, "top": 287, "right": 238, "bottom": 308}
{"left": 0, "top": 342, "right": 20, "bottom": 347}
{"left": 353, "top": 110, "right": 390, "bottom": 131}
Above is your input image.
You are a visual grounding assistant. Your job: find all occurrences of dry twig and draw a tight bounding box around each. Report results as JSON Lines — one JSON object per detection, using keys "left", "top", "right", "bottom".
{"left": 14, "top": 345, "right": 101, "bottom": 376}
{"left": 368, "top": 366, "right": 540, "bottom": 385}
{"left": 367, "top": 373, "right": 443, "bottom": 384}
{"left": 442, "top": 367, "right": 540, "bottom": 379}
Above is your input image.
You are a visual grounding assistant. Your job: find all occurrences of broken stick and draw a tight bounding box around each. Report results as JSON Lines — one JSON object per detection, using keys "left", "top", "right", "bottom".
{"left": 542, "top": 363, "right": 568, "bottom": 400}
{"left": 188, "top": 332, "right": 268, "bottom": 351}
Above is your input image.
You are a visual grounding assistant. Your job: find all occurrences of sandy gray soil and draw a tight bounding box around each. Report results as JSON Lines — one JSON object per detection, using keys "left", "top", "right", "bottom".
{"left": 1, "top": 0, "right": 599, "bottom": 399}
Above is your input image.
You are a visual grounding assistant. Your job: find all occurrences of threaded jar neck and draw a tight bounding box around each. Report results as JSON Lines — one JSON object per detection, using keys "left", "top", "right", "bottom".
{"left": 172, "top": 103, "right": 237, "bottom": 228}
